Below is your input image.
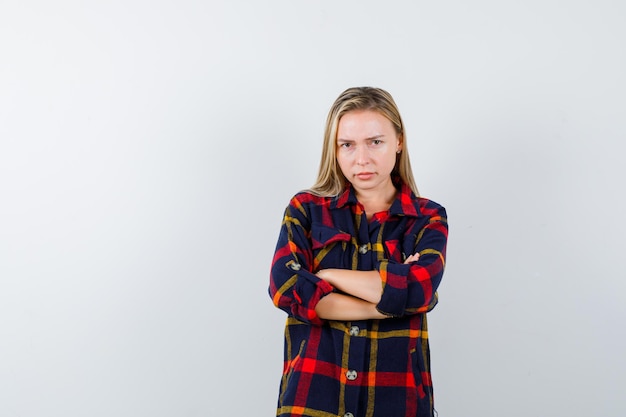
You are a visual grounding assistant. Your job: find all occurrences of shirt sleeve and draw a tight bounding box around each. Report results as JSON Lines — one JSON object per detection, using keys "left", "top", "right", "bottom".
{"left": 268, "top": 194, "right": 334, "bottom": 325}
{"left": 375, "top": 203, "right": 448, "bottom": 317}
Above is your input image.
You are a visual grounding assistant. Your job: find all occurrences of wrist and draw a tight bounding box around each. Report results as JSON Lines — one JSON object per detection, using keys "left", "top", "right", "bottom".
{"left": 317, "top": 268, "right": 338, "bottom": 285}
{"left": 317, "top": 268, "right": 330, "bottom": 281}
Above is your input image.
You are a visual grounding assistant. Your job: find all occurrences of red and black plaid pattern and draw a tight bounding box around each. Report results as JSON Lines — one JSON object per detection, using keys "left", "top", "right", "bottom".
{"left": 269, "top": 181, "right": 448, "bottom": 417}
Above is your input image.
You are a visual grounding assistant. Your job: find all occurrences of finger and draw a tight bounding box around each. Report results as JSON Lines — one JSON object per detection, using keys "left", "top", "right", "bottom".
{"left": 404, "top": 253, "right": 419, "bottom": 264}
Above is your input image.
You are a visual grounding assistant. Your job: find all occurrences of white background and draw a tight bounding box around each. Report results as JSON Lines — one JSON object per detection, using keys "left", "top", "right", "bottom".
{"left": 1, "top": 1, "right": 625, "bottom": 416}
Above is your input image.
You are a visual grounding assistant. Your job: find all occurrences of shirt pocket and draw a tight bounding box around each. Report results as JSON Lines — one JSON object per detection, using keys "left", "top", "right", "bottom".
{"left": 384, "top": 232, "right": 421, "bottom": 262}
{"left": 409, "top": 347, "right": 427, "bottom": 400}
{"left": 383, "top": 239, "right": 404, "bottom": 262}
{"left": 310, "top": 223, "right": 353, "bottom": 270}
{"left": 280, "top": 339, "right": 307, "bottom": 405}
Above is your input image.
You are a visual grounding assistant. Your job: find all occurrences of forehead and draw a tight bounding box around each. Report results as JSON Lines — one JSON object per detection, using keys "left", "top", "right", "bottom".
{"left": 337, "top": 110, "right": 395, "bottom": 139}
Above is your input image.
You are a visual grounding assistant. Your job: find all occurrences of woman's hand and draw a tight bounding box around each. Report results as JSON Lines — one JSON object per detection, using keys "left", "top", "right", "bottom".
{"left": 404, "top": 253, "right": 420, "bottom": 263}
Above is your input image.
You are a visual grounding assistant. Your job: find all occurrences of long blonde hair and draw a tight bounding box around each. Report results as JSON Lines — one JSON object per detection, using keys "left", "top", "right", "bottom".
{"left": 309, "top": 86, "right": 419, "bottom": 197}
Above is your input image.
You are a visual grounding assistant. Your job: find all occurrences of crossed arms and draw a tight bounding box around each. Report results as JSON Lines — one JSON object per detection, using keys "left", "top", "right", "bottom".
{"left": 314, "top": 254, "right": 419, "bottom": 320}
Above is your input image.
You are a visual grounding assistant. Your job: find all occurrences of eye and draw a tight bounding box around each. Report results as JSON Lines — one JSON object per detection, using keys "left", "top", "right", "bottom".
{"left": 371, "top": 139, "right": 382, "bottom": 145}
{"left": 339, "top": 142, "right": 352, "bottom": 148}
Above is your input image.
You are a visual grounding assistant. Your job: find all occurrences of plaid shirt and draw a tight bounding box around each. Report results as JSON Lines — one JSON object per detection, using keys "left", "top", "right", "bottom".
{"left": 269, "top": 180, "right": 448, "bottom": 417}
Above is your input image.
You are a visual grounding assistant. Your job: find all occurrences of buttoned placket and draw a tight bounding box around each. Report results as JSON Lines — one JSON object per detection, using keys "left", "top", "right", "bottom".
{"left": 343, "top": 211, "right": 382, "bottom": 416}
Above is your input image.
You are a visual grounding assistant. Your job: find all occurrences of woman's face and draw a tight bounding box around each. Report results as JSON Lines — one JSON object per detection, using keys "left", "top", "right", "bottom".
{"left": 336, "top": 109, "right": 401, "bottom": 196}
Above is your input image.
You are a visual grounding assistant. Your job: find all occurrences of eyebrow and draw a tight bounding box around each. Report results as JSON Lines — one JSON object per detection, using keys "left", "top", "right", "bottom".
{"left": 337, "top": 134, "right": 385, "bottom": 142}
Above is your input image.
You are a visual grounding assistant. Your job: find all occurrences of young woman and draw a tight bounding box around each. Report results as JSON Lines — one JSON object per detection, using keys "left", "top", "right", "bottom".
{"left": 269, "top": 87, "right": 448, "bottom": 417}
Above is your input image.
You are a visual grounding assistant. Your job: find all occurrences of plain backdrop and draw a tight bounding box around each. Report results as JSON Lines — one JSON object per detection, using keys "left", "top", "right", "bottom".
{"left": 1, "top": 1, "right": 625, "bottom": 416}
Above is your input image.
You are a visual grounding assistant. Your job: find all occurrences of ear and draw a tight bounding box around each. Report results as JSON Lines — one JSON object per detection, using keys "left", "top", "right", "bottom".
{"left": 396, "top": 134, "right": 403, "bottom": 153}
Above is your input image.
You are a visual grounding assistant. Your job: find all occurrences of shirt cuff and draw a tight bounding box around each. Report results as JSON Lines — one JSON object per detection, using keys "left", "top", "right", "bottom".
{"left": 289, "top": 263, "right": 334, "bottom": 325}
{"left": 375, "top": 259, "right": 409, "bottom": 317}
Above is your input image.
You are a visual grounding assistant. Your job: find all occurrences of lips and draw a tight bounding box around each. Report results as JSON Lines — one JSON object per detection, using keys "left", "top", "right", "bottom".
{"left": 355, "top": 172, "right": 375, "bottom": 180}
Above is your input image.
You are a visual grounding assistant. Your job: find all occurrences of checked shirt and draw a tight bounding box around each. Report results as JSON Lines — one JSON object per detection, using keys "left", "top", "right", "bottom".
{"left": 269, "top": 180, "right": 448, "bottom": 417}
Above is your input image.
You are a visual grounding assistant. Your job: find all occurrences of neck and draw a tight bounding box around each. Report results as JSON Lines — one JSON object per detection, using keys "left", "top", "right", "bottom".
{"left": 354, "top": 178, "right": 397, "bottom": 212}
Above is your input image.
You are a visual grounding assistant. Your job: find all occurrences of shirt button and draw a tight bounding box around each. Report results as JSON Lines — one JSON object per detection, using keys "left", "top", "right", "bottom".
{"left": 344, "top": 413, "right": 354, "bottom": 417}
{"left": 349, "top": 326, "right": 360, "bottom": 336}
{"left": 290, "top": 262, "right": 301, "bottom": 271}
{"left": 358, "top": 244, "right": 368, "bottom": 254}
{"left": 346, "top": 370, "right": 358, "bottom": 381}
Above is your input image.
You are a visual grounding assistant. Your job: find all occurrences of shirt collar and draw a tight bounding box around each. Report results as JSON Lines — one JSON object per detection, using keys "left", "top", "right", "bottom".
{"left": 331, "top": 178, "right": 420, "bottom": 217}
{"left": 331, "top": 183, "right": 358, "bottom": 209}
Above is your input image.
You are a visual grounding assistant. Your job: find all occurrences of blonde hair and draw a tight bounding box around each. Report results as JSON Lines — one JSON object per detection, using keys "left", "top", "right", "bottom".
{"left": 309, "top": 86, "right": 419, "bottom": 197}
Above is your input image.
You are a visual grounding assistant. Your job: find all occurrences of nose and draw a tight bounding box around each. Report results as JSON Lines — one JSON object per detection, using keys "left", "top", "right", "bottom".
{"left": 356, "top": 145, "right": 369, "bottom": 165}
